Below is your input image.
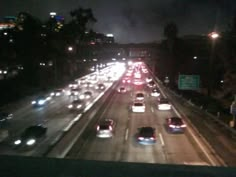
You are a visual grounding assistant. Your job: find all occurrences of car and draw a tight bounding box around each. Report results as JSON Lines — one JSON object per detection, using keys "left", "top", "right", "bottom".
{"left": 157, "top": 98, "right": 171, "bottom": 110}
{"left": 84, "top": 82, "right": 93, "bottom": 88}
{"left": 13, "top": 125, "right": 47, "bottom": 147}
{"left": 151, "top": 88, "right": 160, "bottom": 97}
{"left": 69, "top": 81, "right": 78, "bottom": 88}
{"left": 135, "top": 92, "right": 145, "bottom": 100}
{"left": 79, "top": 91, "right": 93, "bottom": 99}
{"left": 122, "top": 77, "right": 131, "bottom": 84}
{"left": 137, "top": 127, "right": 156, "bottom": 145}
{"left": 117, "top": 86, "right": 127, "bottom": 93}
{"left": 96, "top": 119, "right": 115, "bottom": 138}
{"left": 132, "top": 101, "right": 145, "bottom": 113}
{"left": 31, "top": 96, "right": 51, "bottom": 107}
{"left": 146, "top": 76, "right": 152, "bottom": 83}
{"left": 0, "top": 112, "right": 13, "bottom": 122}
{"left": 133, "top": 79, "right": 144, "bottom": 85}
{"left": 67, "top": 99, "right": 84, "bottom": 110}
{"left": 68, "top": 88, "right": 79, "bottom": 96}
{"left": 134, "top": 72, "right": 142, "bottom": 79}
{"left": 79, "top": 78, "right": 86, "bottom": 84}
{"left": 166, "top": 117, "right": 186, "bottom": 133}
{"left": 50, "top": 89, "right": 64, "bottom": 97}
{"left": 95, "top": 83, "right": 105, "bottom": 90}
{"left": 147, "top": 81, "right": 156, "bottom": 88}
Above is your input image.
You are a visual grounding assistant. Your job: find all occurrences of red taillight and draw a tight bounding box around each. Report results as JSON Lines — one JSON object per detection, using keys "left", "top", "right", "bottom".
{"left": 109, "top": 125, "right": 112, "bottom": 131}
{"left": 96, "top": 125, "right": 100, "bottom": 131}
{"left": 150, "top": 137, "right": 155, "bottom": 140}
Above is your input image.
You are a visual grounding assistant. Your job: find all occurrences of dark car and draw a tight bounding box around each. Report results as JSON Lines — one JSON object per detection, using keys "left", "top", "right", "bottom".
{"left": 31, "top": 96, "right": 51, "bottom": 107}
{"left": 67, "top": 99, "right": 84, "bottom": 111}
{"left": 137, "top": 127, "right": 156, "bottom": 145}
{"left": 95, "top": 83, "right": 106, "bottom": 90}
{"left": 117, "top": 86, "right": 127, "bottom": 93}
{"left": 147, "top": 81, "right": 156, "bottom": 88}
{"left": 80, "top": 91, "right": 93, "bottom": 99}
{"left": 51, "top": 89, "right": 65, "bottom": 97}
{"left": 0, "top": 112, "right": 13, "bottom": 123}
{"left": 166, "top": 117, "right": 186, "bottom": 133}
{"left": 13, "top": 125, "right": 47, "bottom": 147}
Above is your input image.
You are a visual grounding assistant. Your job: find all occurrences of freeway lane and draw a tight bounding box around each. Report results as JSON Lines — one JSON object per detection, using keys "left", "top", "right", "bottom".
{"left": 0, "top": 69, "right": 113, "bottom": 156}
{"left": 67, "top": 80, "right": 211, "bottom": 165}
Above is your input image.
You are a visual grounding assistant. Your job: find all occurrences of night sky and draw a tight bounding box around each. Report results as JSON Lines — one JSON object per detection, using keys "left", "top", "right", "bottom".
{"left": 2, "top": 0, "right": 236, "bottom": 43}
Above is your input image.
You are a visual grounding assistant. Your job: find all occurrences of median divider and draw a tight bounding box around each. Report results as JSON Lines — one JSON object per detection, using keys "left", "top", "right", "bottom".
{"left": 43, "top": 81, "right": 119, "bottom": 158}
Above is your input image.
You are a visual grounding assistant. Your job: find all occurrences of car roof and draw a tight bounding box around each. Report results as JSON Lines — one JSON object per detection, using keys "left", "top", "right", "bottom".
{"left": 133, "top": 102, "right": 144, "bottom": 105}
{"left": 72, "top": 100, "right": 83, "bottom": 104}
{"left": 139, "top": 127, "right": 155, "bottom": 135}
{"left": 100, "top": 119, "right": 114, "bottom": 125}
{"left": 169, "top": 117, "right": 183, "bottom": 122}
{"left": 136, "top": 92, "right": 144, "bottom": 95}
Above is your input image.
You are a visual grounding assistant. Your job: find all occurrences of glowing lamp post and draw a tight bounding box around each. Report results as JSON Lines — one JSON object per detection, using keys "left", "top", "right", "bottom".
{"left": 207, "top": 32, "right": 220, "bottom": 96}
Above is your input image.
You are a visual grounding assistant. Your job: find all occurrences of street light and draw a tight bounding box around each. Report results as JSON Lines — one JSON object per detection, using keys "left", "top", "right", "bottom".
{"left": 207, "top": 31, "right": 220, "bottom": 96}
{"left": 68, "top": 46, "right": 73, "bottom": 51}
{"left": 209, "top": 32, "right": 219, "bottom": 39}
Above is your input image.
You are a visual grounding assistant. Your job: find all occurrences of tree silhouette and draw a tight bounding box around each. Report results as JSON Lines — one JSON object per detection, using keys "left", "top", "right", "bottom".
{"left": 63, "top": 7, "right": 97, "bottom": 43}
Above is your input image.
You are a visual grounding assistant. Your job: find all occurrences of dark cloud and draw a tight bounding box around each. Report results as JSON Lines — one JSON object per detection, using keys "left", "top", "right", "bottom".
{"left": 1, "top": 0, "right": 236, "bottom": 43}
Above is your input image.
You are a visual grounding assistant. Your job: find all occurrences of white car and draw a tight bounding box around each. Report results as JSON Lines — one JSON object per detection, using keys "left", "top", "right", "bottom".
{"left": 135, "top": 92, "right": 145, "bottom": 100}
{"left": 132, "top": 101, "right": 145, "bottom": 113}
{"left": 157, "top": 98, "right": 171, "bottom": 110}
{"left": 151, "top": 88, "right": 160, "bottom": 97}
{"left": 96, "top": 119, "right": 115, "bottom": 138}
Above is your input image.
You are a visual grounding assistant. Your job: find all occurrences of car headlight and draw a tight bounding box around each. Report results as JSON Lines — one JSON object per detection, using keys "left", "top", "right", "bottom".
{"left": 26, "top": 139, "right": 36, "bottom": 146}
{"left": 14, "top": 139, "right": 21, "bottom": 145}
{"left": 56, "top": 93, "right": 61, "bottom": 96}
{"left": 77, "top": 104, "right": 82, "bottom": 109}
{"left": 38, "top": 100, "right": 45, "bottom": 105}
{"left": 74, "top": 92, "right": 79, "bottom": 95}
{"left": 68, "top": 105, "right": 73, "bottom": 109}
{"left": 79, "top": 95, "right": 85, "bottom": 99}
{"left": 51, "top": 93, "right": 55, "bottom": 96}
{"left": 46, "top": 96, "right": 51, "bottom": 101}
{"left": 31, "top": 101, "right": 36, "bottom": 104}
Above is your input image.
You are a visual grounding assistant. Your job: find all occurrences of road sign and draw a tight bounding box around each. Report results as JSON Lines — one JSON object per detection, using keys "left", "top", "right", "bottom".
{"left": 178, "top": 75, "right": 200, "bottom": 90}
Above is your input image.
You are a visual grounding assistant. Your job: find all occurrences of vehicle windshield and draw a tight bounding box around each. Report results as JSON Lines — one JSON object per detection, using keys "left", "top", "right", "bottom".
{"left": 134, "top": 103, "right": 143, "bottom": 106}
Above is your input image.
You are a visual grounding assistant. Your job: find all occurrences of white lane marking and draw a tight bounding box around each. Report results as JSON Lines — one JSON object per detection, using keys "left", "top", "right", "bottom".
{"left": 156, "top": 83, "right": 167, "bottom": 98}
{"left": 159, "top": 133, "right": 165, "bottom": 146}
{"left": 63, "top": 114, "right": 82, "bottom": 132}
{"left": 125, "top": 128, "right": 129, "bottom": 141}
{"left": 151, "top": 107, "right": 154, "bottom": 112}
{"left": 172, "top": 105, "right": 216, "bottom": 166}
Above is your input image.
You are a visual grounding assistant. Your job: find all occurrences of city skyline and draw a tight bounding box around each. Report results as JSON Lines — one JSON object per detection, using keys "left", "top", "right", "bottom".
{"left": 2, "top": 0, "right": 236, "bottom": 43}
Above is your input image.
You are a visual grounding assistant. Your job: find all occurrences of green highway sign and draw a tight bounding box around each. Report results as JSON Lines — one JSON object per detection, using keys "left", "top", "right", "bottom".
{"left": 178, "top": 75, "right": 200, "bottom": 90}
